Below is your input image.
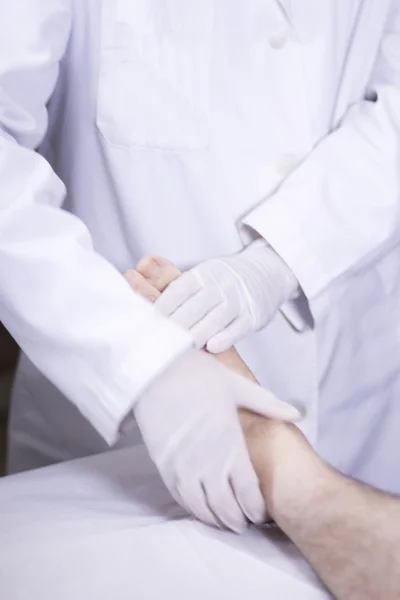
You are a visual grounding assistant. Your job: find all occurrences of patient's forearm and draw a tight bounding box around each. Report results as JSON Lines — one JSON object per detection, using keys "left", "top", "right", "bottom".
{"left": 278, "top": 473, "right": 400, "bottom": 600}
{"left": 257, "top": 421, "right": 400, "bottom": 600}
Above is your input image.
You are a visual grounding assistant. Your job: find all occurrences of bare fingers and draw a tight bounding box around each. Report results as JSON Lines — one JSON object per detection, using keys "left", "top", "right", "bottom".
{"left": 124, "top": 269, "right": 161, "bottom": 303}
{"left": 136, "top": 255, "right": 181, "bottom": 292}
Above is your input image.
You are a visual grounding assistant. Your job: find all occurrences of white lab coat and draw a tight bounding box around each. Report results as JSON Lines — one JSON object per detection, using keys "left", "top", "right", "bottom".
{"left": 2, "top": 1, "right": 400, "bottom": 489}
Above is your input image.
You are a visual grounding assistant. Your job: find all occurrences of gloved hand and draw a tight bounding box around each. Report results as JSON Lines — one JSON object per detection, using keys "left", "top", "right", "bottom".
{"left": 155, "top": 239, "right": 298, "bottom": 353}
{"left": 134, "top": 346, "right": 302, "bottom": 533}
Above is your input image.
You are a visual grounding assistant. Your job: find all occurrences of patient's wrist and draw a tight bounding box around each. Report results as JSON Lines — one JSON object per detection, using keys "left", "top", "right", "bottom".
{"left": 217, "top": 349, "right": 258, "bottom": 383}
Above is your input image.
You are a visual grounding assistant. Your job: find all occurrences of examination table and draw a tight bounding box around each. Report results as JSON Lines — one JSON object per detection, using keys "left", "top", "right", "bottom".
{"left": 0, "top": 445, "right": 331, "bottom": 599}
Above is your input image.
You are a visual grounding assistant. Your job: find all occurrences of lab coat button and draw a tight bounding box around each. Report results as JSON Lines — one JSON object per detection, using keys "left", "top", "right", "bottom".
{"left": 277, "top": 154, "right": 299, "bottom": 178}
{"left": 268, "top": 28, "right": 290, "bottom": 50}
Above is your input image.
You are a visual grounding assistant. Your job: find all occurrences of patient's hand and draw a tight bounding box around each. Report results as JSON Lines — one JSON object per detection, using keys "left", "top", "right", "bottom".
{"left": 125, "top": 255, "right": 313, "bottom": 520}
{"left": 125, "top": 256, "right": 258, "bottom": 385}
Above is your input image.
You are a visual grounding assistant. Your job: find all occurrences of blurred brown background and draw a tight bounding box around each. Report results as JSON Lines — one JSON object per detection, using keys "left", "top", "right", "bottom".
{"left": 0, "top": 324, "right": 19, "bottom": 475}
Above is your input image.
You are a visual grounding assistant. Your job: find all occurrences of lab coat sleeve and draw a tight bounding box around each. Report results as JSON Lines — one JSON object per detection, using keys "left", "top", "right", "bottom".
{"left": 0, "top": 2, "right": 192, "bottom": 444}
{"left": 241, "top": 3, "right": 400, "bottom": 323}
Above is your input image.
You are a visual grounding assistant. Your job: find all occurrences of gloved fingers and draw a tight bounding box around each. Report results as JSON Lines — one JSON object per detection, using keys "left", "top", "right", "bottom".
{"left": 153, "top": 458, "right": 203, "bottom": 520}
{"left": 201, "top": 472, "right": 248, "bottom": 533}
{"left": 236, "top": 376, "right": 304, "bottom": 422}
{"left": 206, "top": 316, "right": 252, "bottom": 354}
{"left": 188, "top": 305, "right": 237, "bottom": 350}
{"left": 176, "top": 478, "right": 222, "bottom": 529}
{"left": 124, "top": 269, "right": 161, "bottom": 302}
{"left": 162, "top": 475, "right": 193, "bottom": 517}
{"left": 229, "top": 450, "right": 268, "bottom": 525}
{"left": 136, "top": 255, "right": 181, "bottom": 292}
{"left": 168, "top": 288, "right": 222, "bottom": 333}
{"left": 155, "top": 271, "right": 203, "bottom": 317}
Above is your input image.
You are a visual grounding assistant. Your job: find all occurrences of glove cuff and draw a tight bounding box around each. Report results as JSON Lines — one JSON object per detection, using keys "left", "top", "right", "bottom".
{"left": 224, "top": 239, "right": 299, "bottom": 330}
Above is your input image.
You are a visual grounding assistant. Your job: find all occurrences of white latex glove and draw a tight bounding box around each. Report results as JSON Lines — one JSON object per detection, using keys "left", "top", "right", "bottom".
{"left": 155, "top": 240, "right": 298, "bottom": 353}
{"left": 134, "top": 347, "right": 302, "bottom": 533}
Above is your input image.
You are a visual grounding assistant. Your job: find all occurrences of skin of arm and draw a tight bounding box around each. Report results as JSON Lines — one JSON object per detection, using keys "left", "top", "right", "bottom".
{"left": 246, "top": 418, "right": 400, "bottom": 600}
{"left": 126, "top": 255, "right": 400, "bottom": 600}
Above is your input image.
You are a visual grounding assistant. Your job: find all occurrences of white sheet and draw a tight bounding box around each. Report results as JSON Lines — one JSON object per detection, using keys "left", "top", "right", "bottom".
{"left": 0, "top": 445, "right": 330, "bottom": 599}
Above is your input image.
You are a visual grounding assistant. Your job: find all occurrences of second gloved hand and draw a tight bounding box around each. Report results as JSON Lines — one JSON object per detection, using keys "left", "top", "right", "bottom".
{"left": 134, "top": 347, "right": 302, "bottom": 533}
{"left": 155, "top": 240, "right": 298, "bottom": 353}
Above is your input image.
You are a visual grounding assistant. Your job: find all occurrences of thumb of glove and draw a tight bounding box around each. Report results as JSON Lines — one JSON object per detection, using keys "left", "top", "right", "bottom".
{"left": 233, "top": 374, "right": 305, "bottom": 422}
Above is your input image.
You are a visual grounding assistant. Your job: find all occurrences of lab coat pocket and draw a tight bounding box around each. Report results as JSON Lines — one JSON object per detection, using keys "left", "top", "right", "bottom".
{"left": 97, "top": 0, "right": 214, "bottom": 151}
